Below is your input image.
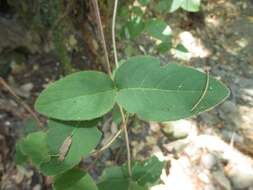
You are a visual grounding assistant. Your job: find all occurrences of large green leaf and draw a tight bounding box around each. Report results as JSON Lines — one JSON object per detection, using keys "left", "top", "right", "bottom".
{"left": 53, "top": 168, "right": 98, "bottom": 190}
{"left": 115, "top": 56, "right": 229, "bottom": 121}
{"left": 19, "top": 131, "right": 50, "bottom": 166}
{"left": 40, "top": 120, "right": 101, "bottom": 176}
{"left": 98, "top": 157, "right": 163, "bottom": 190}
{"left": 35, "top": 71, "right": 116, "bottom": 121}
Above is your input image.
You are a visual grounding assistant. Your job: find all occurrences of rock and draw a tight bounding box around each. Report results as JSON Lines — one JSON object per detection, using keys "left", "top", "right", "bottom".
{"left": 204, "top": 185, "right": 216, "bottom": 190}
{"left": 212, "top": 171, "right": 232, "bottom": 190}
{"left": 201, "top": 153, "right": 217, "bottom": 170}
{"left": 162, "top": 120, "right": 197, "bottom": 140}
{"left": 0, "top": 17, "right": 40, "bottom": 53}
{"left": 226, "top": 163, "right": 253, "bottom": 189}
{"left": 219, "top": 101, "right": 241, "bottom": 129}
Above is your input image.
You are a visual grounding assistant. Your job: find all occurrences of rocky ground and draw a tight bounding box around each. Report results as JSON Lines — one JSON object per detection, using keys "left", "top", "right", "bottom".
{"left": 0, "top": 0, "right": 253, "bottom": 190}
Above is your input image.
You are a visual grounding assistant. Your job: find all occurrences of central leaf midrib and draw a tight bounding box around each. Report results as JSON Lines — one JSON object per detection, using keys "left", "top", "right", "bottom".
{"left": 39, "top": 89, "right": 116, "bottom": 105}
{"left": 119, "top": 87, "right": 207, "bottom": 93}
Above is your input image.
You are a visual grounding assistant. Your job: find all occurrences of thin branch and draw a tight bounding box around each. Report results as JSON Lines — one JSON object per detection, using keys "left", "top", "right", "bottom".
{"left": 112, "top": 0, "right": 132, "bottom": 176}
{"left": 92, "top": 128, "right": 123, "bottom": 155}
{"left": 91, "top": 0, "right": 112, "bottom": 77}
{"left": 112, "top": 0, "right": 119, "bottom": 68}
{"left": 0, "top": 77, "right": 44, "bottom": 129}
{"left": 119, "top": 105, "right": 132, "bottom": 176}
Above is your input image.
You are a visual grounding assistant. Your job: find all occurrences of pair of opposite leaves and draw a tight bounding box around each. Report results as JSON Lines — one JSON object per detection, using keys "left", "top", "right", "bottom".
{"left": 35, "top": 56, "right": 229, "bottom": 122}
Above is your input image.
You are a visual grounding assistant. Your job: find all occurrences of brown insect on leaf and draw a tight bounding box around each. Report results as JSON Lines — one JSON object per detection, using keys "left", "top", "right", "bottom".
{"left": 58, "top": 135, "right": 73, "bottom": 161}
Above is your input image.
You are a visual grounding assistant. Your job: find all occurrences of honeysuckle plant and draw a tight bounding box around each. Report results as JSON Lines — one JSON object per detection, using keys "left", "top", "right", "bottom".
{"left": 15, "top": 0, "right": 229, "bottom": 189}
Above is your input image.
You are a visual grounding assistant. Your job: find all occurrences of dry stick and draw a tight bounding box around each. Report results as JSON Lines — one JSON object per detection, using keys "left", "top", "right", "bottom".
{"left": 0, "top": 77, "right": 43, "bottom": 129}
{"left": 91, "top": 0, "right": 112, "bottom": 77}
{"left": 92, "top": 128, "right": 123, "bottom": 155}
{"left": 191, "top": 71, "right": 210, "bottom": 112}
{"left": 112, "top": 0, "right": 132, "bottom": 177}
{"left": 92, "top": 114, "right": 129, "bottom": 155}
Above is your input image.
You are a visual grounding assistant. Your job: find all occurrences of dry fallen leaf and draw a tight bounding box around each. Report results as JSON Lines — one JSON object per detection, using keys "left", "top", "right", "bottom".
{"left": 58, "top": 135, "right": 73, "bottom": 161}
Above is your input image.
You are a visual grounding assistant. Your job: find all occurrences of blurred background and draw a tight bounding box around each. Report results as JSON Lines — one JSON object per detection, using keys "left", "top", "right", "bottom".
{"left": 0, "top": 0, "right": 253, "bottom": 189}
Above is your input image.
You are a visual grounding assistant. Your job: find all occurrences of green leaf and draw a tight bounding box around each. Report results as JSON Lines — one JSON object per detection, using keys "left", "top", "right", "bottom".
{"left": 155, "top": 0, "right": 172, "bottom": 13}
{"left": 98, "top": 157, "right": 163, "bottom": 190}
{"left": 138, "top": 0, "right": 150, "bottom": 6}
{"left": 53, "top": 168, "right": 98, "bottom": 190}
{"left": 146, "top": 19, "right": 172, "bottom": 42}
{"left": 40, "top": 120, "right": 101, "bottom": 176}
{"left": 174, "top": 43, "right": 191, "bottom": 60}
{"left": 15, "top": 140, "right": 28, "bottom": 165}
{"left": 131, "top": 6, "right": 144, "bottom": 16}
{"left": 35, "top": 71, "right": 116, "bottom": 121}
{"left": 168, "top": 0, "right": 184, "bottom": 12}
{"left": 157, "top": 42, "right": 172, "bottom": 53}
{"left": 123, "top": 17, "right": 145, "bottom": 39}
{"left": 19, "top": 132, "right": 50, "bottom": 166}
{"left": 181, "top": 0, "right": 201, "bottom": 12}
{"left": 98, "top": 178, "right": 147, "bottom": 190}
{"left": 130, "top": 156, "right": 164, "bottom": 186}
{"left": 115, "top": 56, "right": 230, "bottom": 121}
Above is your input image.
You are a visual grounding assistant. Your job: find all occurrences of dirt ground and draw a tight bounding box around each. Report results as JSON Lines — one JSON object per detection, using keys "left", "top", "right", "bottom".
{"left": 1, "top": 0, "right": 253, "bottom": 190}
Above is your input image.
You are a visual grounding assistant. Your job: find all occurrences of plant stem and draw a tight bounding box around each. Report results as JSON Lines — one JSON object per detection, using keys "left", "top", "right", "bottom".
{"left": 112, "top": 0, "right": 132, "bottom": 177}
{"left": 112, "top": 0, "right": 119, "bottom": 68}
{"left": 0, "top": 77, "right": 43, "bottom": 129}
{"left": 91, "top": 0, "right": 112, "bottom": 77}
{"left": 92, "top": 128, "right": 123, "bottom": 155}
{"left": 119, "top": 106, "right": 132, "bottom": 176}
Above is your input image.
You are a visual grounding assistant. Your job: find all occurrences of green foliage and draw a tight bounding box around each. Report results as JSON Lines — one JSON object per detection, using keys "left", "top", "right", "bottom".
{"left": 98, "top": 157, "right": 164, "bottom": 190}
{"left": 18, "top": 132, "right": 50, "bottom": 166}
{"left": 40, "top": 120, "right": 101, "bottom": 176}
{"left": 53, "top": 168, "right": 98, "bottom": 190}
{"left": 15, "top": 0, "right": 229, "bottom": 189}
{"left": 119, "top": 0, "right": 202, "bottom": 55}
{"left": 146, "top": 19, "right": 172, "bottom": 42}
{"left": 35, "top": 71, "right": 116, "bottom": 121}
{"left": 115, "top": 56, "right": 229, "bottom": 121}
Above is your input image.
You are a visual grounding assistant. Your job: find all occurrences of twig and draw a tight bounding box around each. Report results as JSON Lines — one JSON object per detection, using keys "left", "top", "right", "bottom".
{"left": 91, "top": 0, "right": 112, "bottom": 77}
{"left": 0, "top": 77, "right": 43, "bottom": 129}
{"left": 112, "top": 0, "right": 132, "bottom": 176}
{"left": 119, "top": 105, "right": 132, "bottom": 176}
{"left": 191, "top": 71, "right": 210, "bottom": 111}
{"left": 92, "top": 128, "right": 123, "bottom": 155}
{"left": 112, "top": 0, "right": 119, "bottom": 68}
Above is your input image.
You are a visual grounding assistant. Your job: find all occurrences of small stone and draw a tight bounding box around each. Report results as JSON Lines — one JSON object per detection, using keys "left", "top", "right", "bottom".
{"left": 212, "top": 171, "right": 232, "bottom": 190}
{"left": 201, "top": 153, "right": 217, "bottom": 169}
{"left": 204, "top": 185, "right": 216, "bottom": 190}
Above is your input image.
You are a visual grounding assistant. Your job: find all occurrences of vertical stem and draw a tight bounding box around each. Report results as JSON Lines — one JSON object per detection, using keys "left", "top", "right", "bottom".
{"left": 119, "top": 106, "right": 132, "bottom": 176}
{"left": 112, "top": 0, "right": 132, "bottom": 177}
{"left": 91, "top": 0, "right": 112, "bottom": 77}
{"left": 112, "top": 0, "right": 119, "bottom": 68}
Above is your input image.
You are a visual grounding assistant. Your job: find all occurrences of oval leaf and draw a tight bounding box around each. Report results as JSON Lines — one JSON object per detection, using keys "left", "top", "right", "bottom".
{"left": 35, "top": 71, "right": 116, "bottom": 121}
{"left": 146, "top": 19, "right": 172, "bottom": 42}
{"left": 40, "top": 120, "right": 101, "bottom": 175}
{"left": 19, "top": 131, "right": 50, "bottom": 166}
{"left": 54, "top": 168, "right": 98, "bottom": 190}
{"left": 115, "top": 56, "right": 229, "bottom": 121}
